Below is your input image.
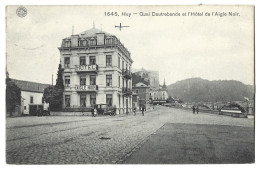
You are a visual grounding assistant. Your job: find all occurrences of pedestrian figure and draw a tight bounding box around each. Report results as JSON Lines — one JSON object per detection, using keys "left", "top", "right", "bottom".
{"left": 91, "top": 106, "right": 94, "bottom": 117}
{"left": 94, "top": 108, "right": 97, "bottom": 117}
{"left": 196, "top": 106, "right": 199, "bottom": 114}
{"left": 141, "top": 105, "right": 144, "bottom": 116}
{"left": 133, "top": 106, "right": 136, "bottom": 116}
{"left": 192, "top": 106, "right": 195, "bottom": 114}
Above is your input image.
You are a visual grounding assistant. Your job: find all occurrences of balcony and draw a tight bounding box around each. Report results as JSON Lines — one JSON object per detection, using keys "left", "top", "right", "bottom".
{"left": 122, "top": 69, "right": 132, "bottom": 79}
{"left": 75, "top": 64, "right": 98, "bottom": 73}
{"left": 122, "top": 87, "right": 132, "bottom": 95}
{"left": 75, "top": 85, "right": 98, "bottom": 92}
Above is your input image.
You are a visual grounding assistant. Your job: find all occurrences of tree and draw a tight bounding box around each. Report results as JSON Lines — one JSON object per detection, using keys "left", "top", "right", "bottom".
{"left": 6, "top": 72, "right": 21, "bottom": 116}
{"left": 56, "top": 64, "right": 64, "bottom": 89}
{"left": 43, "top": 64, "right": 64, "bottom": 111}
{"left": 43, "top": 86, "right": 63, "bottom": 111}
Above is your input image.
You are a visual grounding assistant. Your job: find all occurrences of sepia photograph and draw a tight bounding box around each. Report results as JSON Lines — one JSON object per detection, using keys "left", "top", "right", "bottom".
{"left": 5, "top": 5, "right": 255, "bottom": 164}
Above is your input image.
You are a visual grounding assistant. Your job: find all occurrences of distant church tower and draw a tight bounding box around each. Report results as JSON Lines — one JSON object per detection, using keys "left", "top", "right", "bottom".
{"left": 162, "top": 78, "right": 167, "bottom": 90}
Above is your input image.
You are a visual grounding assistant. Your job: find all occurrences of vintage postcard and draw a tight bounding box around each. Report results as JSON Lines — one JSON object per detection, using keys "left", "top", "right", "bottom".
{"left": 5, "top": 5, "right": 254, "bottom": 164}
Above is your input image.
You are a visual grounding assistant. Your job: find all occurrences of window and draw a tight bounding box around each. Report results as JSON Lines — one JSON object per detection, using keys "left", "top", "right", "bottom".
{"left": 90, "top": 75, "right": 96, "bottom": 85}
{"left": 42, "top": 97, "right": 44, "bottom": 104}
{"left": 80, "top": 95, "right": 86, "bottom": 107}
{"left": 64, "top": 57, "right": 70, "bottom": 68}
{"left": 64, "top": 41, "right": 71, "bottom": 47}
{"left": 106, "top": 94, "right": 113, "bottom": 107}
{"left": 83, "top": 40, "right": 87, "bottom": 46}
{"left": 78, "top": 40, "right": 84, "bottom": 46}
{"left": 90, "top": 94, "right": 96, "bottom": 105}
{"left": 65, "top": 76, "right": 70, "bottom": 87}
{"left": 80, "top": 75, "right": 86, "bottom": 85}
{"left": 24, "top": 106, "right": 26, "bottom": 110}
{"left": 78, "top": 40, "right": 87, "bottom": 47}
{"left": 105, "top": 38, "right": 113, "bottom": 45}
{"left": 80, "top": 56, "right": 86, "bottom": 65}
{"left": 122, "top": 60, "right": 124, "bottom": 70}
{"left": 90, "top": 39, "right": 96, "bottom": 46}
{"left": 118, "top": 76, "right": 120, "bottom": 87}
{"left": 136, "top": 89, "right": 139, "bottom": 94}
{"left": 106, "top": 55, "right": 112, "bottom": 66}
{"left": 65, "top": 95, "right": 70, "bottom": 107}
{"left": 30, "top": 96, "right": 33, "bottom": 104}
{"left": 118, "top": 56, "right": 120, "bottom": 68}
{"left": 106, "top": 75, "right": 112, "bottom": 86}
{"left": 119, "top": 95, "right": 121, "bottom": 107}
{"left": 89, "top": 56, "right": 96, "bottom": 65}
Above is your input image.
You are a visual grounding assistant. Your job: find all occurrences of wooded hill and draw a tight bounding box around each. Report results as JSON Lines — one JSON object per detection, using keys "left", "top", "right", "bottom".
{"left": 167, "top": 78, "right": 254, "bottom": 103}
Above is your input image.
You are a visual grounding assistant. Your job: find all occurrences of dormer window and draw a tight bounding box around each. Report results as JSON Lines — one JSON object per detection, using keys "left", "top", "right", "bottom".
{"left": 89, "top": 39, "right": 96, "bottom": 46}
{"left": 78, "top": 40, "right": 87, "bottom": 47}
{"left": 64, "top": 40, "right": 71, "bottom": 47}
{"left": 105, "top": 37, "right": 113, "bottom": 45}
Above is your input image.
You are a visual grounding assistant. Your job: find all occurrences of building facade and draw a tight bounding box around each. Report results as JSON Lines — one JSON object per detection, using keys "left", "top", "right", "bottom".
{"left": 58, "top": 27, "right": 133, "bottom": 114}
{"left": 11, "top": 79, "right": 50, "bottom": 115}
{"left": 133, "top": 82, "right": 150, "bottom": 109}
{"left": 133, "top": 68, "right": 159, "bottom": 90}
{"left": 150, "top": 79, "right": 168, "bottom": 105}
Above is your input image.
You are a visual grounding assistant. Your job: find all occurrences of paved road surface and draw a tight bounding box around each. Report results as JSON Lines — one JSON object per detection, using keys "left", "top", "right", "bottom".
{"left": 6, "top": 106, "right": 254, "bottom": 164}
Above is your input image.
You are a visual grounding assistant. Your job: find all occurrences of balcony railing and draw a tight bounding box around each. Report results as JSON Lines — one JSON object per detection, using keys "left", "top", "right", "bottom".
{"left": 122, "top": 87, "right": 132, "bottom": 95}
{"left": 75, "top": 64, "right": 98, "bottom": 72}
{"left": 122, "top": 69, "right": 132, "bottom": 79}
{"left": 75, "top": 85, "right": 98, "bottom": 92}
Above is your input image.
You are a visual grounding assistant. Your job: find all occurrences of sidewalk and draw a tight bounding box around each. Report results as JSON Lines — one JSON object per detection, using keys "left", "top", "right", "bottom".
{"left": 124, "top": 123, "right": 254, "bottom": 164}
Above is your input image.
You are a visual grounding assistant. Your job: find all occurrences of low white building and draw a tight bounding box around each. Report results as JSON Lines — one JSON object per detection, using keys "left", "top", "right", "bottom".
{"left": 11, "top": 79, "right": 50, "bottom": 115}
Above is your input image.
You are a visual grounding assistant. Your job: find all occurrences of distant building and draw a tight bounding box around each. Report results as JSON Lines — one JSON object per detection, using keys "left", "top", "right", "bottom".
{"left": 132, "top": 92, "right": 139, "bottom": 108}
{"left": 11, "top": 79, "right": 50, "bottom": 115}
{"left": 133, "top": 68, "right": 168, "bottom": 106}
{"left": 133, "top": 68, "right": 159, "bottom": 90}
{"left": 150, "top": 78, "right": 168, "bottom": 105}
{"left": 58, "top": 27, "right": 133, "bottom": 114}
{"left": 132, "top": 82, "right": 150, "bottom": 109}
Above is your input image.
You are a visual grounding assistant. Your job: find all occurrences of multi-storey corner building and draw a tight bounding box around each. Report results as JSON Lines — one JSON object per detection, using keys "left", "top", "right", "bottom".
{"left": 58, "top": 27, "right": 133, "bottom": 114}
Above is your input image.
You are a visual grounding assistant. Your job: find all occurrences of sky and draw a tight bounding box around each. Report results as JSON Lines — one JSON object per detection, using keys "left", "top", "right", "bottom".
{"left": 6, "top": 5, "right": 254, "bottom": 85}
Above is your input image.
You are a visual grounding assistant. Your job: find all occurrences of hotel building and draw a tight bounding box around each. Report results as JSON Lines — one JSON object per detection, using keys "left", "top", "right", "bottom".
{"left": 58, "top": 27, "right": 133, "bottom": 114}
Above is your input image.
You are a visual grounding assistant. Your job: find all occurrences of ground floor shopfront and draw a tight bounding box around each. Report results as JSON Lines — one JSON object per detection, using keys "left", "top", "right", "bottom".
{"left": 63, "top": 91, "right": 132, "bottom": 114}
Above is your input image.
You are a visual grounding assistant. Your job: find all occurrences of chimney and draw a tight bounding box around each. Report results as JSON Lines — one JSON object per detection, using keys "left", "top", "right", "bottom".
{"left": 71, "top": 35, "right": 79, "bottom": 47}
{"left": 96, "top": 33, "right": 105, "bottom": 45}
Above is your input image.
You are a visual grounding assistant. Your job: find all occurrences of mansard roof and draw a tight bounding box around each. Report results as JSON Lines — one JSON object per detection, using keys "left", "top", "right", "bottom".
{"left": 64, "top": 28, "right": 113, "bottom": 39}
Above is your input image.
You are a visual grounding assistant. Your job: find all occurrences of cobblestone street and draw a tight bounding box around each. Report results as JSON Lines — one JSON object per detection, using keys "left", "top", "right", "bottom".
{"left": 6, "top": 106, "right": 254, "bottom": 164}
